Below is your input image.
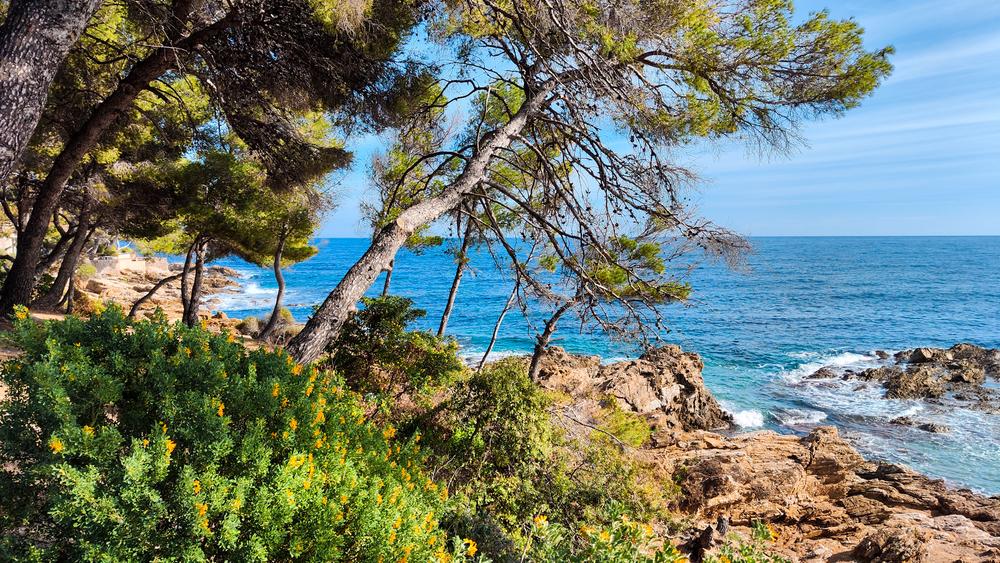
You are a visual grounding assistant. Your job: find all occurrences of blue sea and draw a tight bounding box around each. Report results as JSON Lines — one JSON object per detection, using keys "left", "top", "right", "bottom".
{"left": 210, "top": 237, "right": 1000, "bottom": 494}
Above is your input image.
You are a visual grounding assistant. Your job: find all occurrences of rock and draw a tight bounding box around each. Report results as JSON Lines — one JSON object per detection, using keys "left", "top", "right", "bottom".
{"left": 598, "top": 345, "right": 734, "bottom": 432}
{"left": 889, "top": 417, "right": 948, "bottom": 433}
{"left": 857, "top": 366, "right": 903, "bottom": 382}
{"left": 895, "top": 347, "right": 951, "bottom": 364}
{"left": 944, "top": 359, "right": 986, "bottom": 385}
{"left": 212, "top": 311, "right": 228, "bottom": 320}
{"left": 806, "top": 367, "right": 838, "bottom": 379}
{"left": 85, "top": 279, "right": 111, "bottom": 293}
{"left": 534, "top": 346, "right": 601, "bottom": 395}
{"left": 884, "top": 365, "right": 946, "bottom": 399}
{"left": 853, "top": 527, "right": 927, "bottom": 562}
{"left": 874, "top": 350, "right": 890, "bottom": 360}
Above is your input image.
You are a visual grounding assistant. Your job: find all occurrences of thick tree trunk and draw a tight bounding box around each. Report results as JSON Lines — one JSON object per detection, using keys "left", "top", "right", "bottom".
{"left": 0, "top": 14, "right": 233, "bottom": 316}
{"left": 36, "top": 203, "right": 91, "bottom": 307}
{"left": 36, "top": 222, "right": 75, "bottom": 274}
{"left": 259, "top": 236, "right": 287, "bottom": 341}
{"left": 438, "top": 218, "right": 474, "bottom": 337}
{"left": 380, "top": 259, "right": 394, "bottom": 297}
{"left": 183, "top": 243, "right": 205, "bottom": 327}
{"left": 527, "top": 302, "right": 573, "bottom": 382}
{"left": 128, "top": 273, "right": 181, "bottom": 319}
{"left": 0, "top": 0, "right": 103, "bottom": 185}
{"left": 287, "top": 83, "right": 554, "bottom": 363}
{"left": 478, "top": 278, "right": 519, "bottom": 370}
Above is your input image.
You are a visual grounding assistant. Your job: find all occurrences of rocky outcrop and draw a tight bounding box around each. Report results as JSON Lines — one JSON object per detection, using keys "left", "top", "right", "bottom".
{"left": 641, "top": 427, "right": 1000, "bottom": 562}
{"left": 534, "top": 345, "right": 733, "bottom": 435}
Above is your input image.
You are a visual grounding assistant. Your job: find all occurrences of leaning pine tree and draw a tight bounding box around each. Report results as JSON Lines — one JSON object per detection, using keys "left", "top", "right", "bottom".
{"left": 287, "top": 0, "right": 893, "bottom": 362}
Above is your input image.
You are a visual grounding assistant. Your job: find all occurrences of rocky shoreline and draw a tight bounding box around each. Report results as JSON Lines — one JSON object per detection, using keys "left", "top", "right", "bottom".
{"left": 532, "top": 345, "right": 1000, "bottom": 562}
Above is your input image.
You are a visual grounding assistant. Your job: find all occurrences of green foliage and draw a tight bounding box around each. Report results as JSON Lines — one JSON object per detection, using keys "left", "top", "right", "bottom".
{"left": 595, "top": 397, "right": 652, "bottom": 448}
{"left": 0, "top": 307, "right": 448, "bottom": 562}
{"left": 524, "top": 514, "right": 686, "bottom": 562}
{"left": 703, "top": 521, "right": 791, "bottom": 563}
{"left": 328, "top": 296, "right": 464, "bottom": 411}
{"left": 429, "top": 360, "right": 676, "bottom": 559}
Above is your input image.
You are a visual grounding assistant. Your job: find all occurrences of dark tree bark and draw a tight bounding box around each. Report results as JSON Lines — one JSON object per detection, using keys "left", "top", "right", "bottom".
{"left": 287, "top": 83, "right": 554, "bottom": 363}
{"left": 0, "top": 0, "right": 103, "bottom": 185}
{"left": 380, "top": 259, "right": 394, "bottom": 297}
{"left": 183, "top": 242, "right": 205, "bottom": 327}
{"left": 179, "top": 241, "right": 195, "bottom": 319}
{"left": 259, "top": 234, "right": 287, "bottom": 341}
{"left": 527, "top": 302, "right": 573, "bottom": 382}
{"left": 36, "top": 202, "right": 92, "bottom": 308}
{"left": 478, "top": 277, "right": 519, "bottom": 370}
{"left": 0, "top": 12, "right": 234, "bottom": 316}
{"left": 438, "top": 217, "right": 474, "bottom": 337}
{"left": 35, "top": 222, "right": 75, "bottom": 274}
{"left": 128, "top": 272, "right": 181, "bottom": 319}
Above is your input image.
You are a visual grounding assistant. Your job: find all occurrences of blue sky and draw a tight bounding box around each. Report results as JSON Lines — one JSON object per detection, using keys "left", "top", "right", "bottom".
{"left": 318, "top": 0, "right": 1000, "bottom": 237}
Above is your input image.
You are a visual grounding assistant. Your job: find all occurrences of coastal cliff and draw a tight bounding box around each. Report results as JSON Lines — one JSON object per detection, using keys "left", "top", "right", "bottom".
{"left": 533, "top": 346, "right": 1000, "bottom": 562}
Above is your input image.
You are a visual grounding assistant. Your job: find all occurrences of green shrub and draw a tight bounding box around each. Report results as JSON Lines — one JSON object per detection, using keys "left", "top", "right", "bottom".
{"left": 430, "top": 360, "right": 675, "bottom": 559}
{"left": 704, "top": 521, "right": 791, "bottom": 563}
{"left": 235, "top": 315, "right": 260, "bottom": 336}
{"left": 328, "top": 296, "right": 464, "bottom": 411}
{"left": 594, "top": 396, "right": 652, "bottom": 448}
{"left": 0, "top": 307, "right": 449, "bottom": 562}
{"left": 518, "top": 513, "right": 686, "bottom": 562}
{"left": 76, "top": 262, "right": 97, "bottom": 280}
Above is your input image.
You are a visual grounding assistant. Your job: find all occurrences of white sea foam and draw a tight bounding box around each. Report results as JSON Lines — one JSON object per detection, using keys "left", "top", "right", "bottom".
{"left": 773, "top": 408, "right": 827, "bottom": 426}
{"left": 719, "top": 400, "right": 766, "bottom": 428}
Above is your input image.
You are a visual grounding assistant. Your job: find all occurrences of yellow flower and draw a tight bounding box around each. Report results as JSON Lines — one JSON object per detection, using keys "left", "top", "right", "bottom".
{"left": 389, "top": 530, "right": 397, "bottom": 543}
{"left": 142, "top": 438, "right": 150, "bottom": 447}
{"left": 13, "top": 307, "right": 28, "bottom": 320}
{"left": 195, "top": 502, "right": 208, "bottom": 517}
{"left": 272, "top": 383, "right": 281, "bottom": 397}
{"left": 303, "top": 480, "right": 311, "bottom": 490}
{"left": 427, "top": 535, "right": 436, "bottom": 546}
{"left": 599, "top": 530, "right": 611, "bottom": 542}
{"left": 217, "top": 401, "right": 225, "bottom": 417}
{"left": 289, "top": 418, "right": 298, "bottom": 431}
{"left": 767, "top": 523, "right": 778, "bottom": 539}
{"left": 49, "top": 437, "right": 64, "bottom": 454}
{"left": 340, "top": 494, "right": 348, "bottom": 504}
{"left": 314, "top": 411, "right": 325, "bottom": 425}
{"left": 305, "top": 384, "right": 314, "bottom": 397}
{"left": 383, "top": 426, "right": 396, "bottom": 439}
{"left": 160, "top": 422, "right": 168, "bottom": 434}
{"left": 82, "top": 425, "right": 94, "bottom": 437}
{"left": 232, "top": 498, "right": 242, "bottom": 510}
{"left": 464, "top": 539, "right": 477, "bottom": 556}
{"left": 533, "top": 514, "right": 548, "bottom": 528}
{"left": 166, "top": 439, "right": 177, "bottom": 454}
{"left": 292, "top": 364, "right": 303, "bottom": 376}
{"left": 720, "top": 556, "right": 731, "bottom": 563}
{"left": 193, "top": 480, "right": 201, "bottom": 494}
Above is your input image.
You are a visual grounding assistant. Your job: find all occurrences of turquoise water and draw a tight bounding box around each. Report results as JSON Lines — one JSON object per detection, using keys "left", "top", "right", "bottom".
{"left": 212, "top": 237, "right": 1000, "bottom": 493}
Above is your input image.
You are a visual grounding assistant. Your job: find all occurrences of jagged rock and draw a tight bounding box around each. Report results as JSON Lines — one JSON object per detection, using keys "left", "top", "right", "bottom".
{"left": 944, "top": 359, "right": 986, "bottom": 385}
{"left": 806, "top": 367, "right": 838, "bottom": 379}
{"left": 598, "top": 346, "right": 734, "bottom": 432}
{"left": 874, "top": 350, "right": 890, "bottom": 360}
{"left": 85, "top": 279, "right": 110, "bottom": 293}
{"left": 856, "top": 366, "right": 902, "bottom": 382}
{"left": 533, "top": 346, "right": 601, "bottom": 395}
{"left": 212, "top": 311, "right": 228, "bottom": 320}
{"left": 854, "top": 527, "right": 927, "bottom": 562}
{"left": 884, "top": 365, "right": 946, "bottom": 399}
{"left": 889, "top": 417, "right": 949, "bottom": 433}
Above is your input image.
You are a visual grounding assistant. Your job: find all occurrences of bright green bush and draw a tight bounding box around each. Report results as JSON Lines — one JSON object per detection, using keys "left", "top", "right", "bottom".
{"left": 518, "top": 514, "right": 686, "bottom": 563}
{"left": 704, "top": 521, "right": 791, "bottom": 563}
{"left": 430, "top": 359, "right": 675, "bottom": 560}
{"left": 328, "top": 296, "right": 464, "bottom": 410}
{"left": 0, "top": 307, "right": 449, "bottom": 562}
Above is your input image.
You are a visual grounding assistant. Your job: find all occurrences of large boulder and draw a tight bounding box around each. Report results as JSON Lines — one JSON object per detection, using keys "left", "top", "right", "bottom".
{"left": 533, "top": 345, "right": 733, "bottom": 434}
{"left": 597, "top": 346, "right": 733, "bottom": 432}
{"left": 853, "top": 527, "right": 927, "bottom": 563}
{"left": 884, "top": 365, "right": 946, "bottom": 399}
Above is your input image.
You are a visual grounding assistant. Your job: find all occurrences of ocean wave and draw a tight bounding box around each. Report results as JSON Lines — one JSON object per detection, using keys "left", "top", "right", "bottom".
{"left": 720, "top": 400, "right": 765, "bottom": 428}
{"left": 782, "top": 350, "right": 886, "bottom": 383}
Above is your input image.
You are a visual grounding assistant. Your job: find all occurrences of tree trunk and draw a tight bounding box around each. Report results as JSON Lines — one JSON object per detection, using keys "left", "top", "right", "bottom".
{"left": 527, "top": 302, "right": 573, "bottom": 382}
{"left": 438, "top": 218, "right": 474, "bottom": 337}
{"left": 36, "top": 204, "right": 91, "bottom": 307}
{"left": 128, "top": 273, "right": 181, "bottom": 319}
{"left": 259, "top": 235, "right": 287, "bottom": 341}
{"left": 0, "top": 0, "right": 103, "bottom": 185}
{"left": 286, "top": 82, "right": 554, "bottom": 363}
{"left": 380, "top": 259, "right": 394, "bottom": 297}
{"left": 0, "top": 13, "right": 233, "bottom": 316}
{"left": 478, "top": 278, "right": 519, "bottom": 370}
{"left": 36, "top": 222, "right": 75, "bottom": 274}
{"left": 183, "top": 242, "right": 205, "bottom": 327}
{"left": 179, "top": 242, "right": 195, "bottom": 319}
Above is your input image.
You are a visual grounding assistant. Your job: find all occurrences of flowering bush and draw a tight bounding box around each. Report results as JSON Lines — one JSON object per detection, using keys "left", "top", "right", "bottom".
{"left": 522, "top": 513, "right": 687, "bottom": 562}
{"left": 0, "top": 307, "right": 449, "bottom": 562}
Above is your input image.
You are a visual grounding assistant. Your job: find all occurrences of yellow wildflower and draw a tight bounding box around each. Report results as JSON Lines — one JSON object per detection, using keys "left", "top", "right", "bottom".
{"left": 289, "top": 418, "right": 298, "bottom": 431}
{"left": 383, "top": 426, "right": 396, "bottom": 439}
{"left": 720, "top": 556, "right": 731, "bottom": 563}
{"left": 217, "top": 401, "right": 225, "bottom": 417}
{"left": 767, "top": 523, "right": 778, "bottom": 539}
{"left": 232, "top": 498, "right": 242, "bottom": 510}
{"left": 533, "top": 515, "right": 548, "bottom": 528}
{"left": 272, "top": 383, "right": 281, "bottom": 397}
{"left": 193, "top": 480, "right": 201, "bottom": 494}
{"left": 599, "top": 530, "right": 611, "bottom": 542}
{"left": 389, "top": 530, "right": 397, "bottom": 544}
{"left": 292, "top": 364, "right": 303, "bottom": 376}
{"left": 305, "top": 384, "right": 314, "bottom": 397}
{"left": 13, "top": 307, "right": 28, "bottom": 320}
{"left": 465, "top": 538, "right": 477, "bottom": 556}
{"left": 166, "top": 439, "right": 177, "bottom": 454}
{"left": 82, "top": 425, "right": 94, "bottom": 437}
{"left": 195, "top": 502, "right": 208, "bottom": 517}
{"left": 142, "top": 438, "right": 150, "bottom": 447}
{"left": 340, "top": 494, "right": 348, "bottom": 504}
{"left": 314, "top": 411, "right": 325, "bottom": 425}
{"left": 427, "top": 535, "right": 436, "bottom": 546}
{"left": 49, "top": 437, "right": 64, "bottom": 454}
